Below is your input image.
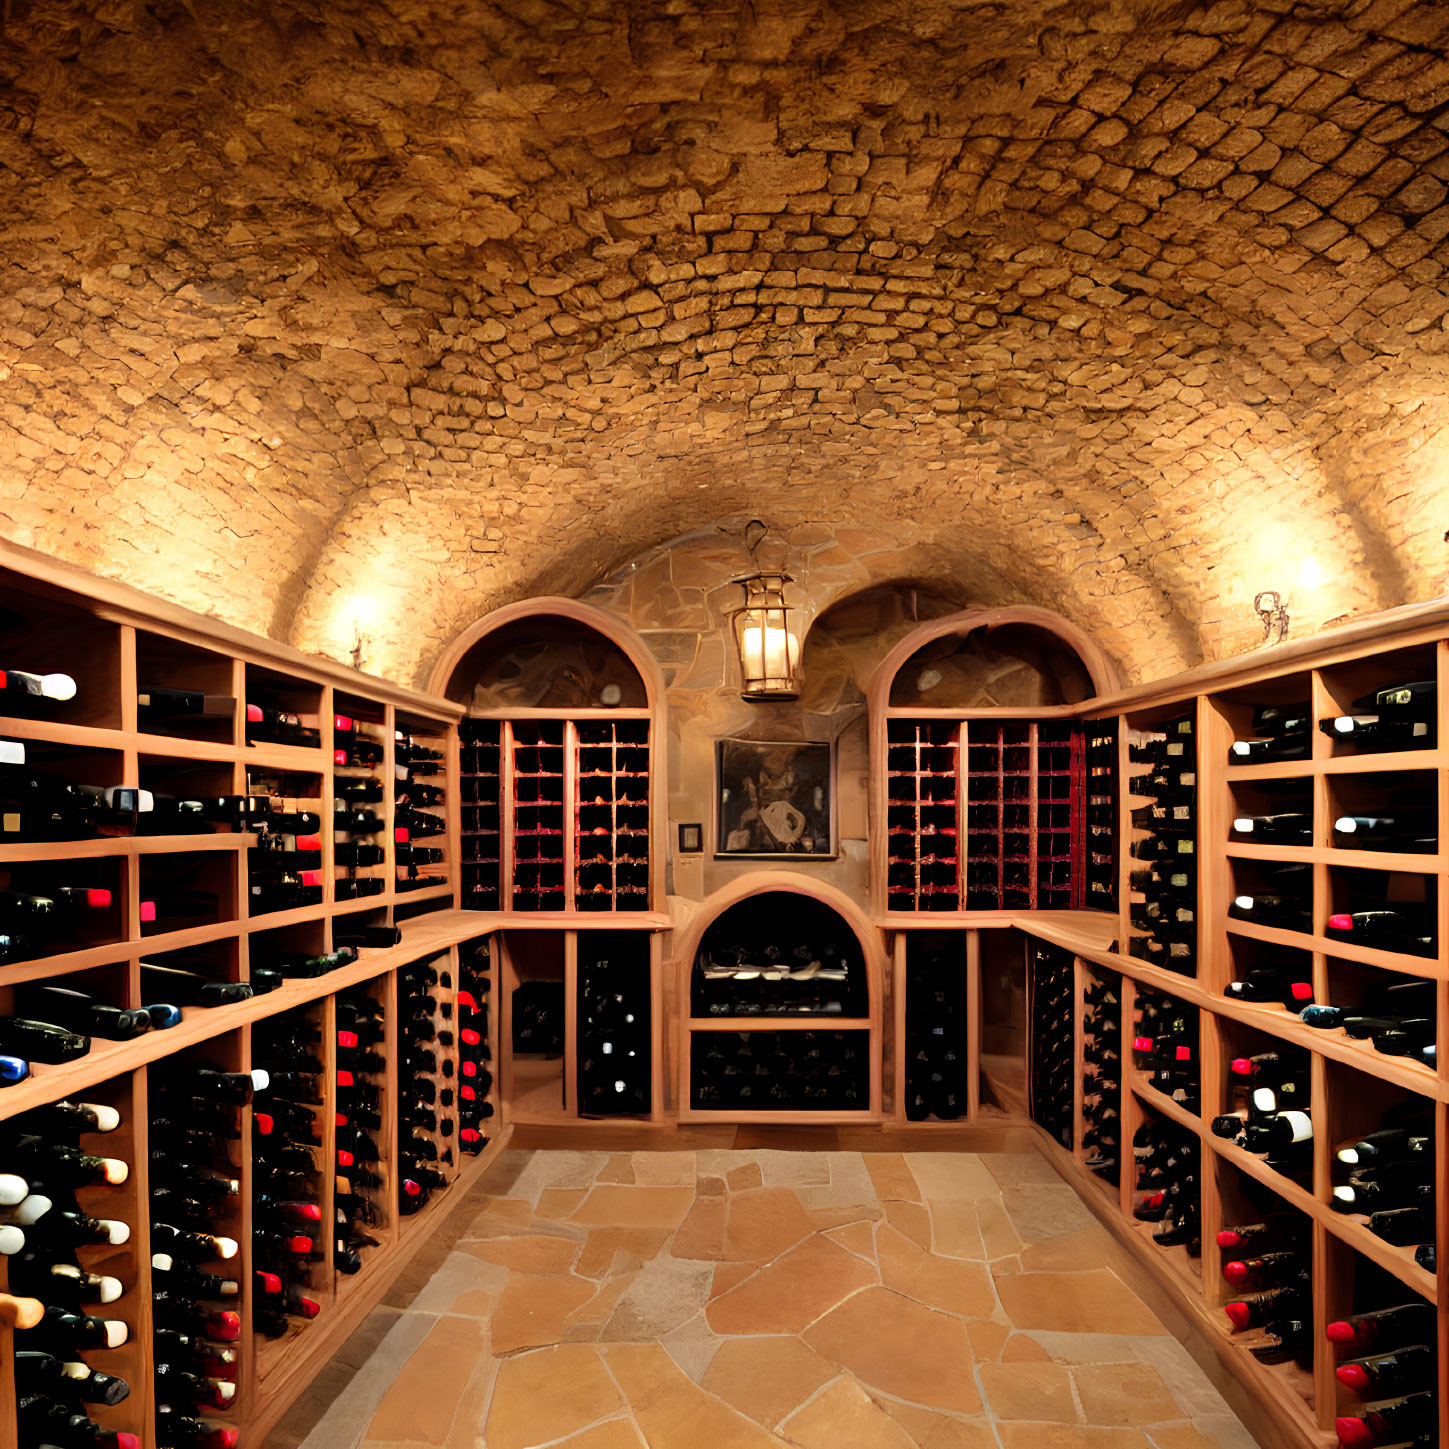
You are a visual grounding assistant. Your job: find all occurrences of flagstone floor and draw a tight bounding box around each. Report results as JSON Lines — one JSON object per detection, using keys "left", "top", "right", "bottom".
{"left": 267, "top": 1149, "right": 1261, "bottom": 1449}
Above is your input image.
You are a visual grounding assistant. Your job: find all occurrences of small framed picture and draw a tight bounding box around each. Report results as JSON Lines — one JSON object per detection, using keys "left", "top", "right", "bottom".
{"left": 716, "top": 738, "right": 833, "bottom": 857}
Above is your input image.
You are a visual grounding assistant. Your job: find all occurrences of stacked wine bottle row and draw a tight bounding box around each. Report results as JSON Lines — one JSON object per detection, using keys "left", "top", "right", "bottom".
{"left": 458, "top": 718, "right": 653, "bottom": 914}
{"left": 1027, "top": 942, "right": 1072, "bottom": 1150}
{"left": 396, "top": 957, "right": 449, "bottom": 1217}
{"left": 1080, "top": 967, "right": 1120, "bottom": 1187}
{"left": 901, "top": 933, "right": 969, "bottom": 1123}
{"left": 456, "top": 940, "right": 493, "bottom": 1155}
{"left": 1126, "top": 712, "right": 1196, "bottom": 977}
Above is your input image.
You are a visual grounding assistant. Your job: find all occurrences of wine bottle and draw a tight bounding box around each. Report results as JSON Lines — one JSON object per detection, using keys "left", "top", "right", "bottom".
{"left": 6, "top": 1136, "right": 127, "bottom": 1187}
{"left": 1223, "top": 1282, "right": 1308, "bottom": 1330}
{"left": 335, "top": 841, "right": 385, "bottom": 867}
{"left": 1228, "top": 731, "right": 1309, "bottom": 764}
{"left": 141, "top": 962, "right": 253, "bottom": 1008}
{"left": 1223, "top": 967, "right": 1313, "bottom": 1009}
{"left": 1324, "top": 910, "right": 1435, "bottom": 957}
{"left": 155, "top": 1407, "right": 241, "bottom": 1448}
{"left": 140, "top": 887, "right": 218, "bottom": 926}
{"left": 1228, "top": 891, "right": 1311, "bottom": 931}
{"left": 395, "top": 804, "right": 446, "bottom": 837}
{"left": 245, "top": 703, "right": 319, "bottom": 747}
{"left": 1321, "top": 715, "right": 1433, "bottom": 748}
{"left": 1, "top": 668, "right": 77, "bottom": 705}
{"left": 21, "top": 986, "right": 151, "bottom": 1041}
{"left": 138, "top": 688, "right": 234, "bottom": 721}
{"left": 1333, "top": 810, "right": 1436, "bottom": 851}
{"left": 17, "top": 1302, "right": 127, "bottom": 1347}
{"left": 1231, "top": 813, "right": 1311, "bottom": 843}
{"left": 14, "top": 1350, "right": 130, "bottom": 1404}
{"left": 336, "top": 776, "right": 383, "bottom": 804}
{"left": 1334, "top": 1392, "right": 1436, "bottom": 1448}
{"left": 334, "top": 808, "right": 384, "bottom": 835}
{"left": 1336, "top": 1123, "right": 1433, "bottom": 1166}
{"left": 1335, "top": 1342, "right": 1436, "bottom": 1398}
{"left": 18, "top": 1395, "right": 141, "bottom": 1449}
{"left": 9, "top": 1254, "right": 124, "bottom": 1306}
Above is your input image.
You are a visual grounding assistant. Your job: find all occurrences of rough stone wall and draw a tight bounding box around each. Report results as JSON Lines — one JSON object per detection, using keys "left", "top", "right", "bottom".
{"left": 1, "top": 0, "right": 1448, "bottom": 687}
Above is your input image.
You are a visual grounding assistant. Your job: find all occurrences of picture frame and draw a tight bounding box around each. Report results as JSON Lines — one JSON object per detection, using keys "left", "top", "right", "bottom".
{"left": 716, "top": 737, "right": 834, "bottom": 857}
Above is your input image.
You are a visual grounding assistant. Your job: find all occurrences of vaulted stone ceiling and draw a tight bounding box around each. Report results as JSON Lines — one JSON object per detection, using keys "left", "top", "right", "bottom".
{"left": 2, "top": 0, "right": 1448, "bottom": 687}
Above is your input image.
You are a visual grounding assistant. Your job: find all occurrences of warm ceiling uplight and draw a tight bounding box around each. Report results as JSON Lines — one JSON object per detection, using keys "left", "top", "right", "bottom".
{"left": 730, "top": 520, "right": 800, "bottom": 701}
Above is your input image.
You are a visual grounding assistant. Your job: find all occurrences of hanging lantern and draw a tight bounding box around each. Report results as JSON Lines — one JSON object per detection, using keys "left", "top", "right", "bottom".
{"left": 731, "top": 568, "right": 800, "bottom": 700}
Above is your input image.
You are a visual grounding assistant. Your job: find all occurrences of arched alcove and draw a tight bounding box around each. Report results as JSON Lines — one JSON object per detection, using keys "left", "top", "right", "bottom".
{"left": 873, "top": 607, "right": 1116, "bottom": 714}
{"left": 430, "top": 597, "right": 664, "bottom": 714}
{"left": 674, "top": 874, "right": 885, "bottom": 1119}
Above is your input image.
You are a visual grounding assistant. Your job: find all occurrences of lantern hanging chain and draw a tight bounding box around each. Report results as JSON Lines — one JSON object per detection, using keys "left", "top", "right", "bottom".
{"left": 744, "top": 519, "right": 768, "bottom": 570}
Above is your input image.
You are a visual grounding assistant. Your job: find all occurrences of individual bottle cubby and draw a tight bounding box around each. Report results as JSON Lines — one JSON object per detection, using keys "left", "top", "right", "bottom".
{"left": 0, "top": 854, "right": 124, "bottom": 967}
{"left": 1317, "top": 647, "right": 1438, "bottom": 759}
{"left": 1211, "top": 1161, "right": 1315, "bottom": 1404}
{"left": 0, "top": 742, "right": 132, "bottom": 846}
{"left": 1323, "top": 1244, "right": 1438, "bottom": 1448}
{"left": 901, "top": 932, "right": 969, "bottom": 1123}
{"left": 689, "top": 1029, "right": 869, "bottom": 1111}
{"left": 245, "top": 768, "right": 323, "bottom": 919}
{"left": 457, "top": 938, "right": 493, "bottom": 1155}
{"left": 1212, "top": 1029, "right": 1313, "bottom": 1191}
{"left": 139, "top": 853, "right": 236, "bottom": 937}
{"left": 1323, "top": 1060, "right": 1436, "bottom": 1285}
{"left": 11, "top": 961, "right": 144, "bottom": 1054}
{"left": 149, "top": 1044, "right": 249, "bottom": 1444}
{"left": 250, "top": 920, "right": 354, "bottom": 993}
{"left": 576, "top": 932, "right": 651, "bottom": 1117}
{"left": 1222, "top": 936, "right": 1315, "bottom": 1018}
{"left": 394, "top": 715, "right": 448, "bottom": 897}
{"left": 510, "top": 722, "right": 566, "bottom": 911}
{"left": 1126, "top": 711, "right": 1196, "bottom": 977}
{"left": 336, "top": 983, "right": 388, "bottom": 1263}
{"left": 396, "top": 954, "right": 450, "bottom": 1217}
{"left": 1228, "top": 857, "right": 1312, "bottom": 938}
{"left": 331, "top": 912, "right": 401, "bottom": 959}
{"left": 243, "top": 666, "right": 322, "bottom": 752}
{"left": 333, "top": 695, "right": 388, "bottom": 907}
{"left": 1328, "top": 770, "right": 1438, "bottom": 859}
{"left": 886, "top": 719, "right": 960, "bottom": 911}
{"left": 1305, "top": 958, "right": 1437, "bottom": 1074}
{"left": 1219, "top": 678, "right": 1313, "bottom": 768}
{"left": 506, "top": 932, "right": 565, "bottom": 1117}
{"left": 1079, "top": 966, "right": 1120, "bottom": 1185}
{"left": 141, "top": 941, "right": 251, "bottom": 1015}
{"left": 459, "top": 720, "right": 501, "bottom": 911}
{"left": 575, "top": 721, "right": 650, "bottom": 912}
{"left": 137, "top": 756, "right": 256, "bottom": 840}
{"left": 1229, "top": 777, "right": 1312, "bottom": 848}
{"left": 1027, "top": 941, "right": 1072, "bottom": 1148}
{"left": 4, "top": 1073, "right": 147, "bottom": 1449}
{"left": 1325, "top": 866, "right": 1437, "bottom": 962}
{"left": 1083, "top": 717, "right": 1117, "bottom": 910}
{"left": 250, "top": 1004, "right": 327, "bottom": 1349}
{"left": 1130, "top": 1102, "right": 1201, "bottom": 1272}
{"left": 1131, "top": 985, "right": 1198, "bottom": 1114}
{"left": 0, "top": 586, "right": 122, "bottom": 733}
{"left": 135, "top": 632, "right": 238, "bottom": 747}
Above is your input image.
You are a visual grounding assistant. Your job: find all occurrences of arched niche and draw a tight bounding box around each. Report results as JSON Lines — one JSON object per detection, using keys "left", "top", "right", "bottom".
{"left": 674, "top": 873, "right": 885, "bottom": 1119}
{"left": 429, "top": 597, "right": 665, "bottom": 714}
{"left": 870, "top": 606, "right": 1117, "bottom": 715}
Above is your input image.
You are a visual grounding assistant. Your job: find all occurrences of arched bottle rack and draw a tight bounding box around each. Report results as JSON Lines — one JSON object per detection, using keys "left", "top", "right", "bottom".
{"left": 431, "top": 598, "right": 669, "bottom": 920}
{"left": 867, "top": 607, "right": 1119, "bottom": 920}
{"left": 674, "top": 874, "right": 886, "bottom": 1122}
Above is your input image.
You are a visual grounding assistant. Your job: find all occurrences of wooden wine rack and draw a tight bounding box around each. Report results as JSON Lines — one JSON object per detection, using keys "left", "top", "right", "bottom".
{"left": 3, "top": 539, "right": 1449, "bottom": 1449}
{"left": 0, "top": 546, "right": 506, "bottom": 1448}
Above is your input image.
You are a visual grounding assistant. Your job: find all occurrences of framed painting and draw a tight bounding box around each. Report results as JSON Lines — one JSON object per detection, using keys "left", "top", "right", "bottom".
{"left": 716, "top": 738, "right": 833, "bottom": 857}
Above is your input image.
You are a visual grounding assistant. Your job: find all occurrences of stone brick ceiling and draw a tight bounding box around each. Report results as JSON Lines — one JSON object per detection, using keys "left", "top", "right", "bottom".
{"left": 2, "top": 0, "right": 1449, "bottom": 686}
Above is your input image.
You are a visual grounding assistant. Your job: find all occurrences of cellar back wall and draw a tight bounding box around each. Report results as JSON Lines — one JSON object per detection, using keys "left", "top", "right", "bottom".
{"left": 4, "top": 0, "right": 1449, "bottom": 692}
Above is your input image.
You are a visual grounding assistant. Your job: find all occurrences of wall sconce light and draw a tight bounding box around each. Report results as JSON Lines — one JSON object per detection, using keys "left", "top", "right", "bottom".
{"left": 730, "top": 520, "right": 801, "bottom": 701}
{"left": 350, "top": 621, "right": 370, "bottom": 672}
{"left": 1255, "top": 590, "right": 1289, "bottom": 645}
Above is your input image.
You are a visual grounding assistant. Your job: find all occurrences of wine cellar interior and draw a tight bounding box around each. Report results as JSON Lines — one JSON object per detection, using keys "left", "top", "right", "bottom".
{"left": 4, "top": 1, "right": 1449, "bottom": 1447}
